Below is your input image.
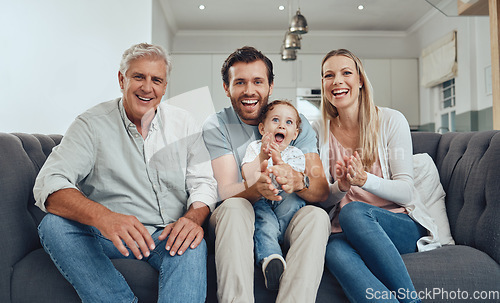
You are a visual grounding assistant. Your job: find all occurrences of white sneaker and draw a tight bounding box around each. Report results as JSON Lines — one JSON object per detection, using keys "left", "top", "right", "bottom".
{"left": 261, "top": 254, "right": 286, "bottom": 290}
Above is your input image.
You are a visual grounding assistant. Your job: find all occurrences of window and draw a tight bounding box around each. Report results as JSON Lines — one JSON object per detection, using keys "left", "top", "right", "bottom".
{"left": 441, "top": 79, "right": 455, "bottom": 109}
{"left": 437, "top": 79, "right": 455, "bottom": 133}
{"left": 421, "top": 31, "right": 457, "bottom": 88}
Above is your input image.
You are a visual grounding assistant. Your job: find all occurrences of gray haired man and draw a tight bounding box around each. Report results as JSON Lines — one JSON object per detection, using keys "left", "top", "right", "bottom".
{"left": 34, "top": 43, "right": 217, "bottom": 302}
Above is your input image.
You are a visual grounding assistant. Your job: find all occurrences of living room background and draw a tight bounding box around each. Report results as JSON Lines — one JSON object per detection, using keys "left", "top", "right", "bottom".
{"left": 0, "top": 0, "right": 492, "bottom": 134}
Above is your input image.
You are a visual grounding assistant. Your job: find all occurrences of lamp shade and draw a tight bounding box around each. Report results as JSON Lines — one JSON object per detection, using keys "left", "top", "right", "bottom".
{"left": 289, "top": 9, "right": 308, "bottom": 34}
{"left": 284, "top": 31, "right": 301, "bottom": 49}
{"left": 281, "top": 45, "right": 297, "bottom": 61}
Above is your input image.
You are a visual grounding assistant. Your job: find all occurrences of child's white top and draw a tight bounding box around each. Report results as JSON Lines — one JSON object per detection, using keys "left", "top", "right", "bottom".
{"left": 242, "top": 140, "right": 305, "bottom": 190}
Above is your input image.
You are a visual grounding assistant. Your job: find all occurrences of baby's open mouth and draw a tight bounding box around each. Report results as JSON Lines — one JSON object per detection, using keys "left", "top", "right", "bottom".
{"left": 275, "top": 133, "right": 285, "bottom": 143}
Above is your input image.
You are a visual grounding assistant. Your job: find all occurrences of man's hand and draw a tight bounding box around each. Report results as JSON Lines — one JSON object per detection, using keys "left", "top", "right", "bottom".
{"left": 160, "top": 217, "right": 204, "bottom": 256}
{"left": 45, "top": 188, "right": 155, "bottom": 260}
{"left": 95, "top": 211, "right": 155, "bottom": 260}
{"left": 255, "top": 159, "right": 281, "bottom": 200}
{"left": 268, "top": 150, "right": 300, "bottom": 193}
{"left": 159, "top": 202, "right": 209, "bottom": 256}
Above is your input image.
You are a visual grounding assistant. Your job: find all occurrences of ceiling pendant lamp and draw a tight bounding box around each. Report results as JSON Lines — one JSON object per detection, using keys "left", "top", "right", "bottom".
{"left": 281, "top": 45, "right": 297, "bottom": 61}
{"left": 284, "top": 31, "right": 301, "bottom": 49}
{"left": 289, "top": 8, "right": 308, "bottom": 34}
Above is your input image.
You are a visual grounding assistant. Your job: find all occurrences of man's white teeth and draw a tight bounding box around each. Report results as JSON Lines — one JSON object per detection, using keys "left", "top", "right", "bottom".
{"left": 138, "top": 96, "right": 152, "bottom": 101}
{"left": 242, "top": 100, "right": 257, "bottom": 104}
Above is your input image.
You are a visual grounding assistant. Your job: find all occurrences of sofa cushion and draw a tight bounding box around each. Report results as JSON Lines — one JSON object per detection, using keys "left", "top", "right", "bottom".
{"left": 11, "top": 248, "right": 159, "bottom": 303}
{"left": 3, "top": 130, "right": 499, "bottom": 303}
{"left": 435, "top": 131, "right": 500, "bottom": 264}
{"left": 0, "top": 133, "right": 61, "bottom": 301}
{"left": 252, "top": 263, "right": 349, "bottom": 303}
{"left": 11, "top": 249, "right": 79, "bottom": 303}
{"left": 111, "top": 259, "right": 159, "bottom": 302}
{"left": 404, "top": 245, "right": 500, "bottom": 302}
{"left": 413, "top": 153, "right": 454, "bottom": 245}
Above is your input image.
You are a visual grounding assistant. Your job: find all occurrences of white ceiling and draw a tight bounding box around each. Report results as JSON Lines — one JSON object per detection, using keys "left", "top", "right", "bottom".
{"left": 162, "top": 0, "right": 435, "bottom": 32}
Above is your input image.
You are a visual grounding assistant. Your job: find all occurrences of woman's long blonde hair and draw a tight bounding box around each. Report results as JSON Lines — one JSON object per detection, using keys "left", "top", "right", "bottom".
{"left": 320, "top": 49, "right": 380, "bottom": 169}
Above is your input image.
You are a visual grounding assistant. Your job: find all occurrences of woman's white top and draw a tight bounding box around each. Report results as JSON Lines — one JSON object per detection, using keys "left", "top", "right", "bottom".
{"left": 312, "top": 107, "right": 441, "bottom": 252}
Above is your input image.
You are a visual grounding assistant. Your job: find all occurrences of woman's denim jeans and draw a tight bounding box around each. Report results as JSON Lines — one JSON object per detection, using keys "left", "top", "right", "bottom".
{"left": 38, "top": 213, "right": 207, "bottom": 303}
{"left": 253, "top": 191, "right": 306, "bottom": 264}
{"left": 325, "top": 202, "right": 426, "bottom": 303}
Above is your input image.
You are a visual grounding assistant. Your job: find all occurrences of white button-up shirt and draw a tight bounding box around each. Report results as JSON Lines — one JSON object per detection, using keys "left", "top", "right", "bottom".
{"left": 34, "top": 98, "right": 217, "bottom": 234}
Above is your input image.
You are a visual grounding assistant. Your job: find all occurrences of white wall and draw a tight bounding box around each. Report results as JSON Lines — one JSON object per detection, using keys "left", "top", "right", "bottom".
{"left": 170, "top": 30, "right": 423, "bottom": 119}
{"left": 409, "top": 10, "right": 491, "bottom": 125}
{"left": 0, "top": 1, "right": 491, "bottom": 133}
{"left": 0, "top": 0, "right": 153, "bottom": 135}
{"left": 475, "top": 17, "right": 493, "bottom": 111}
{"left": 152, "top": 0, "right": 174, "bottom": 53}
{"left": 172, "top": 30, "right": 419, "bottom": 58}
{"left": 172, "top": 14, "right": 491, "bottom": 128}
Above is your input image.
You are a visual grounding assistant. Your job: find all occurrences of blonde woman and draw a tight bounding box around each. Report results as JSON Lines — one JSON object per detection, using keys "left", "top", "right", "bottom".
{"left": 312, "top": 49, "right": 440, "bottom": 303}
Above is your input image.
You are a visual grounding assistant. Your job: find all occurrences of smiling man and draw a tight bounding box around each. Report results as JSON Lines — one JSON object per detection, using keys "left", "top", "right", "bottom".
{"left": 33, "top": 43, "right": 217, "bottom": 302}
{"left": 202, "top": 46, "right": 331, "bottom": 303}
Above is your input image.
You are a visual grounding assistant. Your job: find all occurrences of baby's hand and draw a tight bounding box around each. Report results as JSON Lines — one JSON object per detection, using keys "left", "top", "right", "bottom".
{"left": 260, "top": 133, "right": 274, "bottom": 161}
{"left": 269, "top": 143, "right": 283, "bottom": 166}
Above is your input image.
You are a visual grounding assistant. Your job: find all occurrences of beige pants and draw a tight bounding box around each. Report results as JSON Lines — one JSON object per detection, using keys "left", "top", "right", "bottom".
{"left": 209, "top": 197, "right": 331, "bottom": 303}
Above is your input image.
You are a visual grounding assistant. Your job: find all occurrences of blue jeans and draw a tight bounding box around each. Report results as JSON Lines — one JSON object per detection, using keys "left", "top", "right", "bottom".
{"left": 38, "top": 214, "right": 207, "bottom": 303}
{"left": 253, "top": 191, "right": 306, "bottom": 264}
{"left": 325, "top": 202, "right": 426, "bottom": 303}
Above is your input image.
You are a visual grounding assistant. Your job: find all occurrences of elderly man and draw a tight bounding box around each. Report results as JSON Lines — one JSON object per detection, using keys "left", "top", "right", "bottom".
{"left": 34, "top": 43, "right": 217, "bottom": 303}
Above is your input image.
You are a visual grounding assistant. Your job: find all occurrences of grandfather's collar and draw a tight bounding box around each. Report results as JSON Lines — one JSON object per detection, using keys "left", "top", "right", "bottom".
{"left": 118, "top": 98, "right": 162, "bottom": 134}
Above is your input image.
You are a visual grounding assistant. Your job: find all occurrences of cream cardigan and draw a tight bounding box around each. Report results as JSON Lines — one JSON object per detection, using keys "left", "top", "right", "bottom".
{"left": 312, "top": 107, "right": 441, "bottom": 252}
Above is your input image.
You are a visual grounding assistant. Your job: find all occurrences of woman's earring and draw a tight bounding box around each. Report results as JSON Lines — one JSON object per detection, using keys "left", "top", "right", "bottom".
{"left": 359, "top": 85, "right": 363, "bottom": 89}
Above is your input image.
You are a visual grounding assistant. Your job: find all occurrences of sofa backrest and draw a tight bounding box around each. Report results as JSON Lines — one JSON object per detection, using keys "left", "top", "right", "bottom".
{"left": 412, "top": 131, "right": 500, "bottom": 264}
{"left": 1, "top": 131, "right": 498, "bottom": 287}
{"left": 0, "top": 133, "right": 62, "bottom": 298}
{"left": 411, "top": 132, "right": 441, "bottom": 162}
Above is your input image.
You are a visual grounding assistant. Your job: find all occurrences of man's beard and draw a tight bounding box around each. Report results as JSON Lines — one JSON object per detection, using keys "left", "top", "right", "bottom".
{"left": 230, "top": 94, "right": 270, "bottom": 125}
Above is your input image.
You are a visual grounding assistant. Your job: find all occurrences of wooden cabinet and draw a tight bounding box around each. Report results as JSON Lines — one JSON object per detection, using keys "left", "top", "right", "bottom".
{"left": 168, "top": 54, "right": 212, "bottom": 99}
{"left": 169, "top": 54, "right": 230, "bottom": 112}
{"left": 363, "top": 59, "right": 419, "bottom": 128}
{"left": 271, "top": 54, "right": 324, "bottom": 88}
{"left": 268, "top": 54, "right": 296, "bottom": 88}
{"left": 168, "top": 54, "right": 419, "bottom": 128}
{"left": 270, "top": 87, "right": 297, "bottom": 104}
{"left": 211, "top": 54, "right": 230, "bottom": 111}
{"left": 363, "top": 59, "right": 392, "bottom": 108}
{"left": 296, "top": 54, "right": 323, "bottom": 88}
{"left": 390, "top": 59, "right": 419, "bottom": 128}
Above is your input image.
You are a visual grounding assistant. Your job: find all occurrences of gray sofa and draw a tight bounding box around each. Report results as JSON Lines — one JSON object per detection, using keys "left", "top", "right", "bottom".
{"left": 1, "top": 131, "right": 499, "bottom": 303}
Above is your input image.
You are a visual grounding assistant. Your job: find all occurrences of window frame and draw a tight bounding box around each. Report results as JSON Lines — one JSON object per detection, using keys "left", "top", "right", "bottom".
{"left": 436, "top": 78, "right": 456, "bottom": 133}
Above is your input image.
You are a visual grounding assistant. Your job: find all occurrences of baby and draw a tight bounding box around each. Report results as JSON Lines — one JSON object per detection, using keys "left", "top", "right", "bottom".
{"left": 241, "top": 100, "right": 306, "bottom": 290}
